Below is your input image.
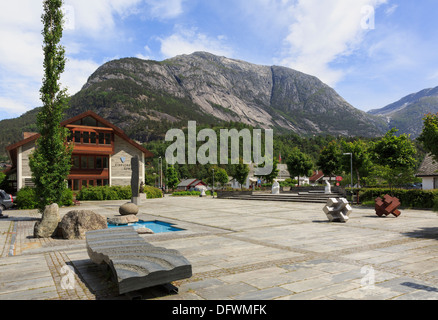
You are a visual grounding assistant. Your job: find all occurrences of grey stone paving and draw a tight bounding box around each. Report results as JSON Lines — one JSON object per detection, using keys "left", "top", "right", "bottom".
{"left": 0, "top": 196, "right": 438, "bottom": 300}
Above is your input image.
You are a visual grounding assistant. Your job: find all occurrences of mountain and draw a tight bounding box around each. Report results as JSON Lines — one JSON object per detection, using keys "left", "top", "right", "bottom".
{"left": 1, "top": 52, "right": 388, "bottom": 159}
{"left": 368, "top": 86, "right": 438, "bottom": 137}
{"left": 67, "top": 52, "right": 387, "bottom": 140}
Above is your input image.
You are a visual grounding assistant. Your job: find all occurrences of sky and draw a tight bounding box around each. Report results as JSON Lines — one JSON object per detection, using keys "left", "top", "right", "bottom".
{"left": 1, "top": 0, "right": 438, "bottom": 121}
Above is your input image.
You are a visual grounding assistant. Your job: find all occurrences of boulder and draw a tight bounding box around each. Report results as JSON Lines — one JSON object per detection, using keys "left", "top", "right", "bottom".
{"left": 119, "top": 202, "right": 139, "bottom": 216}
{"left": 59, "top": 210, "right": 107, "bottom": 240}
{"left": 34, "top": 203, "right": 61, "bottom": 238}
{"left": 107, "top": 215, "right": 139, "bottom": 225}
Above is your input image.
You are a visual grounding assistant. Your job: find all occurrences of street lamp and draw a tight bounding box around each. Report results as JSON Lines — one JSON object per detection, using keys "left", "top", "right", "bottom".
{"left": 159, "top": 156, "right": 162, "bottom": 191}
{"left": 343, "top": 152, "right": 353, "bottom": 191}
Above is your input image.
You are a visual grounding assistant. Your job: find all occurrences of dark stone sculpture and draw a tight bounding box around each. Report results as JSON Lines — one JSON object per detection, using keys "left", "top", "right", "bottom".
{"left": 86, "top": 227, "right": 192, "bottom": 295}
{"left": 375, "top": 195, "right": 401, "bottom": 217}
{"left": 131, "top": 156, "right": 140, "bottom": 199}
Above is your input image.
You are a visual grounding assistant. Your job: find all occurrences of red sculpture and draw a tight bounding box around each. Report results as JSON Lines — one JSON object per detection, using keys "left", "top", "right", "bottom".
{"left": 375, "top": 195, "right": 401, "bottom": 217}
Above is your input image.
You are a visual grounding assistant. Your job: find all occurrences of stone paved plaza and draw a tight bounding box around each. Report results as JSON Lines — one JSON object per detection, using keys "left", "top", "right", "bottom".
{"left": 1, "top": 196, "right": 438, "bottom": 300}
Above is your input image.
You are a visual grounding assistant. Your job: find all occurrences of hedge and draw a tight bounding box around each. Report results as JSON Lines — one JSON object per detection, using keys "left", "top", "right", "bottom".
{"left": 16, "top": 187, "right": 73, "bottom": 210}
{"left": 76, "top": 185, "right": 163, "bottom": 201}
{"left": 356, "top": 188, "right": 438, "bottom": 209}
{"left": 172, "top": 190, "right": 216, "bottom": 197}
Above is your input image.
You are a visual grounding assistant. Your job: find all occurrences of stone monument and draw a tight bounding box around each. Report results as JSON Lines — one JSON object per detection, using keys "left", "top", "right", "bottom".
{"left": 323, "top": 198, "right": 352, "bottom": 223}
{"left": 272, "top": 180, "right": 280, "bottom": 195}
{"left": 131, "top": 156, "right": 140, "bottom": 205}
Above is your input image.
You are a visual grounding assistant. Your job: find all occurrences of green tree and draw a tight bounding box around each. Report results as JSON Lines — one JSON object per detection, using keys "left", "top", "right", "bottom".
{"left": 418, "top": 113, "right": 438, "bottom": 162}
{"left": 340, "top": 139, "right": 373, "bottom": 188}
{"left": 371, "top": 128, "right": 417, "bottom": 190}
{"left": 285, "top": 148, "right": 314, "bottom": 187}
{"left": 255, "top": 157, "right": 279, "bottom": 184}
{"left": 166, "top": 165, "right": 180, "bottom": 191}
{"left": 29, "top": 0, "right": 73, "bottom": 212}
{"left": 317, "top": 141, "right": 342, "bottom": 182}
{"left": 231, "top": 159, "right": 250, "bottom": 189}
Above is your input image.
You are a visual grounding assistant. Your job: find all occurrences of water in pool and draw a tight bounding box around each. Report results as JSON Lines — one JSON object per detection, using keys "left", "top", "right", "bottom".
{"left": 107, "top": 220, "right": 183, "bottom": 233}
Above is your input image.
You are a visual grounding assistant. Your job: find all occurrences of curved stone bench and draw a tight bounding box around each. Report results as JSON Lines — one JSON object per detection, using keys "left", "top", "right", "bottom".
{"left": 86, "top": 227, "right": 192, "bottom": 295}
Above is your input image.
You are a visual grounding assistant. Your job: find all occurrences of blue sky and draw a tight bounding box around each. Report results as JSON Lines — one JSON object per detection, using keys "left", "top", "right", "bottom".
{"left": 1, "top": 0, "right": 438, "bottom": 120}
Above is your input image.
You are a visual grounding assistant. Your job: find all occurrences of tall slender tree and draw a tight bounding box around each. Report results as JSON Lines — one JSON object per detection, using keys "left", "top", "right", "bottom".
{"left": 29, "top": 0, "right": 73, "bottom": 211}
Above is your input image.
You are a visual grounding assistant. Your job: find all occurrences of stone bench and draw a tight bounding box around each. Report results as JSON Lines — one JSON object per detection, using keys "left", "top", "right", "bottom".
{"left": 86, "top": 227, "right": 192, "bottom": 295}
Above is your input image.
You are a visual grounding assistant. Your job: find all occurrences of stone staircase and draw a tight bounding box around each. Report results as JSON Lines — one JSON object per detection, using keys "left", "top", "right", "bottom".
{"left": 221, "top": 189, "right": 345, "bottom": 204}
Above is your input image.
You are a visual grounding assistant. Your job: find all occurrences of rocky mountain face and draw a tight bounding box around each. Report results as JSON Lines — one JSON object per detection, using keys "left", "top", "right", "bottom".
{"left": 68, "top": 52, "right": 387, "bottom": 140}
{"left": 1, "top": 52, "right": 390, "bottom": 159}
{"left": 368, "top": 86, "right": 438, "bottom": 138}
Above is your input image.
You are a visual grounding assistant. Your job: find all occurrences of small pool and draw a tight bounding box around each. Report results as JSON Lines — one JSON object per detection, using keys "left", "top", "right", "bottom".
{"left": 107, "top": 220, "right": 184, "bottom": 234}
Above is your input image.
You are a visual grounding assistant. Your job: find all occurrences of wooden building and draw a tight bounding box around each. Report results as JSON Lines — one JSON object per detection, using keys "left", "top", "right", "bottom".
{"left": 5, "top": 111, "right": 153, "bottom": 192}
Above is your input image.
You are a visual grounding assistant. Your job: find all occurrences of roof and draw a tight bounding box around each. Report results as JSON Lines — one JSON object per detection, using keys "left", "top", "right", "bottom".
{"left": 416, "top": 154, "right": 438, "bottom": 177}
{"left": 6, "top": 110, "right": 154, "bottom": 158}
{"left": 177, "top": 179, "right": 206, "bottom": 187}
{"left": 309, "top": 170, "right": 325, "bottom": 182}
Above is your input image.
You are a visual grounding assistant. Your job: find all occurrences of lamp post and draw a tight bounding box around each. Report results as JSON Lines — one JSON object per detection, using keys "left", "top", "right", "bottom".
{"left": 343, "top": 152, "right": 353, "bottom": 196}
{"left": 212, "top": 168, "right": 215, "bottom": 198}
{"left": 159, "top": 156, "right": 162, "bottom": 191}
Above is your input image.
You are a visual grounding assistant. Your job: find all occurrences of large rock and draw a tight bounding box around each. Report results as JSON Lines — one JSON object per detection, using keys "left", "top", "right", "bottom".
{"left": 59, "top": 210, "right": 107, "bottom": 240}
{"left": 119, "top": 202, "right": 139, "bottom": 216}
{"left": 34, "top": 203, "right": 61, "bottom": 238}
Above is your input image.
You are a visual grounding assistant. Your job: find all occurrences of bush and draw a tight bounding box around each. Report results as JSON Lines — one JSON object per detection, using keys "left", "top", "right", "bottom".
{"left": 16, "top": 187, "right": 38, "bottom": 209}
{"left": 358, "top": 188, "right": 438, "bottom": 209}
{"left": 172, "top": 190, "right": 216, "bottom": 197}
{"left": 76, "top": 186, "right": 132, "bottom": 201}
{"left": 143, "top": 186, "right": 163, "bottom": 199}
{"left": 16, "top": 187, "right": 73, "bottom": 209}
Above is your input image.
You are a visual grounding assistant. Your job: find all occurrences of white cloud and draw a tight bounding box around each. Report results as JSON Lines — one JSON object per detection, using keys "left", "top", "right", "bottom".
{"left": 143, "top": 0, "right": 185, "bottom": 19}
{"left": 159, "top": 27, "right": 234, "bottom": 59}
{"left": 0, "top": 0, "right": 144, "bottom": 119}
{"left": 278, "top": 0, "right": 387, "bottom": 86}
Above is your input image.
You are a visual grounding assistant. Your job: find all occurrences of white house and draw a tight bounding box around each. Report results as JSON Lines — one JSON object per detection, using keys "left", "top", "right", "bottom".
{"left": 416, "top": 154, "right": 438, "bottom": 190}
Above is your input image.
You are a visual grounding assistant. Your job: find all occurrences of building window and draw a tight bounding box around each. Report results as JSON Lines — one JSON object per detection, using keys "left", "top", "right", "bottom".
{"left": 99, "top": 132, "right": 105, "bottom": 144}
{"left": 90, "top": 132, "right": 97, "bottom": 144}
{"left": 74, "top": 131, "right": 81, "bottom": 143}
{"left": 72, "top": 156, "right": 80, "bottom": 169}
{"left": 105, "top": 133, "right": 111, "bottom": 144}
{"left": 73, "top": 180, "right": 79, "bottom": 191}
{"left": 83, "top": 131, "right": 90, "bottom": 144}
{"left": 88, "top": 157, "right": 95, "bottom": 169}
{"left": 434, "top": 177, "right": 438, "bottom": 189}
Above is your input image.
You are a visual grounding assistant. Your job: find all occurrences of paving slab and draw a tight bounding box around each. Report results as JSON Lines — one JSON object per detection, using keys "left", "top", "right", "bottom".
{"left": 1, "top": 197, "right": 438, "bottom": 300}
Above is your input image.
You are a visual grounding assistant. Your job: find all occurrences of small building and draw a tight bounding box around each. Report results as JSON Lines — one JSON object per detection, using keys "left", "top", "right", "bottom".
{"left": 416, "top": 153, "right": 438, "bottom": 190}
{"left": 5, "top": 110, "right": 154, "bottom": 192}
{"left": 177, "top": 179, "right": 207, "bottom": 191}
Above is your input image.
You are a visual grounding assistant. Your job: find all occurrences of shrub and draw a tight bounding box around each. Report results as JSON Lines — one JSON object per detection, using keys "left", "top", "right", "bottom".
{"left": 358, "top": 188, "right": 438, "bottom": 209}
{"left": 172, "top": 190, "right": 216, "bottom": 197}
{"left": 16, "top": 187, "right": 38, "bottom": 209}
{"left": 76, "top": 186, "right": 132, "bottom": 201}
{"left": 16, "top": 187, "right": 73, "bottom": 209}
{"left": 143, "top": 186, "right": 163, "bottom": 199}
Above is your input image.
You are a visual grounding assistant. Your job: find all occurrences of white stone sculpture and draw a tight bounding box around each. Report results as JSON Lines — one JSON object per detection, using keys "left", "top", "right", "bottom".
{"left": 325, "top": 180, "right": 332, "bottom": 194}
{"left": 272, "top": 180, "right": 280, "bottom": 195}
{"left": 323, "top": 198, "right": 352, "bottom": 223}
